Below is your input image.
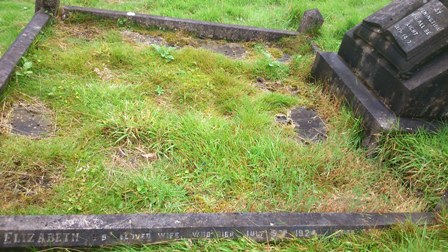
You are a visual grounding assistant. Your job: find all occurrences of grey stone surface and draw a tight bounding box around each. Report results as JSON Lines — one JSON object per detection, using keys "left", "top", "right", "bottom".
{"left": 0, "top": 212, "right": 435, "bottom": 248}
{"left": 435, "top": 191, "right": 448, "bottom": 212}
{"left": 355, "top": 0, "right": 448, "bottom": 73}
{"left": 62, "top": 6, "right": 299, "bottom": 42}
{"left": 198, "top": 40, "right": 247, "bottom": 59}
{"left": 298, "top": 9, "right": 324, "bottom": 34}
{"left": 0, "top": 11, "right": 50, "bottom": 92}
{"left": 10, "top": 103, "right": 53, "bottom": 137}
{"left": 290, "top": 107, "right": 327, "bottom": 143}
{"left": 121, "top": 30, "right": 248, "bottom": 59}
{"left": 277, "top": 53, "right": 291, "bottom": 63}
{"left": 121, "top": 30, "right": 167, "bottom": 46}
{"left": 275, "top": 114, "right": 289, "bottom": 124}
{"left": 35, "top": 0, "right": 60, "bottom": 16}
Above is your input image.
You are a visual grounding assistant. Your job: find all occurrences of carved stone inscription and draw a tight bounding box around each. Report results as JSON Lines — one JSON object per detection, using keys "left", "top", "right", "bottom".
{"left": 388, "top": 0, "right": 448, "bottom": 56}
{"left": 0, "top": 228, "right": 357, "bottom": 247}
{"left": 3, "top": 232, "right": 80, "bottom": 245}
{"left": 0, "top": 213, "right": 434, "bottom": 248}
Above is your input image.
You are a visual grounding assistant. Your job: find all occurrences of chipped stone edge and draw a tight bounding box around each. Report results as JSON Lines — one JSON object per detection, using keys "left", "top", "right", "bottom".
{"left": 62, "top": 6, "right": 299, "bottom": 42}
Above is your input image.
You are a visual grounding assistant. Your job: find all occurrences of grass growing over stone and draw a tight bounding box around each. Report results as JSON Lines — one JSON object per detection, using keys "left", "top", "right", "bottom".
{"left": 0, "top": 0, "right": 447, "bottom": 251}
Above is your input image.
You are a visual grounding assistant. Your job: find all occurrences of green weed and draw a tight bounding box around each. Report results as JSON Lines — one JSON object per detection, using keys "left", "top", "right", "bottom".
{"left": 15, "top": 57, "right": 33, "bottom": 77}
{"left": 152, "top": 44, "right": 175, "bottom": 62}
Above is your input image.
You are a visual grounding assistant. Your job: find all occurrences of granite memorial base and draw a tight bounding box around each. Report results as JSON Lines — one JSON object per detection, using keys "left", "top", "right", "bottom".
{"left": 312, "top": 0, "right": 448, "bottom": 138}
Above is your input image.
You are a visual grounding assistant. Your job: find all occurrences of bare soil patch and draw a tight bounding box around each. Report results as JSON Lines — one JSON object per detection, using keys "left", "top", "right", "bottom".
{"left": 0, "top": 166, "right": 61, "bottom": 210}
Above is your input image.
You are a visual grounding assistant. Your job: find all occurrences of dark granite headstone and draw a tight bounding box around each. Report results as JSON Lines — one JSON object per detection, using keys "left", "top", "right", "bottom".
{"left": 312, "top": 0, "right": 448, "bottom": 135}
{"left": 298, "top": 9, "right": 324, "bottom": 34}
{"left": 35, "top": 0, "right": 60, "bottom": 16}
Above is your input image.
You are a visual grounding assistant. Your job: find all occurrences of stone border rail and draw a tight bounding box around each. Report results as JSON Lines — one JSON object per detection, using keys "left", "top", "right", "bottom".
{"left": 62, "top": 6, "right": 300, "bottom": 42}
{"left": 0, "top": 212, "right": 436, "bottom": 248}
{"left": 0, "top": 10, "right": 50, "bottom": 92}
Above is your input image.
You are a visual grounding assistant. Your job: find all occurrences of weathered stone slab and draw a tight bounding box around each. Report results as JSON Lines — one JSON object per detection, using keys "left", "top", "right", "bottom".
{"left": 313, "top": 0, "right": 448, "bottom": 137}
{"left": 62, "top": 6, "right": 299, "bottom": 42}
{"left": 0, "top": 212, "right": 435, "bottom": 248}
{"left": 0, "top": 11, "right": 50, "bottom": 92}
{"left": 9, "top": 102, "right": 53, "bottom": 137}
{"left": 290, "top": 107, "right": 327, "bottom": 143}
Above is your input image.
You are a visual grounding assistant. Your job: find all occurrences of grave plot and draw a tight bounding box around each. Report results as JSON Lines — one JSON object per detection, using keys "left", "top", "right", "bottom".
{"left": 0, "top": 0, "right": 446, "bottom": 249}
{"left": 2, "top": 11, "right": 424, "bottom": 215}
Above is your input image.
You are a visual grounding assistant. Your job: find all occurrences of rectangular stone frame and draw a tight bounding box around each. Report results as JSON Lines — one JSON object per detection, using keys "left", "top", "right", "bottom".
{"left": 0, "top": 4, "right": 440, "bottom": 249}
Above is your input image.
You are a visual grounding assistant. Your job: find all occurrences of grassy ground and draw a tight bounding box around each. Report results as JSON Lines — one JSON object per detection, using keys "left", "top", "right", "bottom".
{"left": 0, "top": 0, "right": 447, "bottom": 251}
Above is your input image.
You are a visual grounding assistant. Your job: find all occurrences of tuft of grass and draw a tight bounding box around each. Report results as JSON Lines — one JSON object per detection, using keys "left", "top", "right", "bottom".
{"left": 0, "top": 0, "right": 34, "bottom": 56}
{"left": 379, "top": 128, "right": 448, "bottom": 207}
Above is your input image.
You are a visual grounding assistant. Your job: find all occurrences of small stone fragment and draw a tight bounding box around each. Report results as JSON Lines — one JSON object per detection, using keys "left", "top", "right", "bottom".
{"left": 298, "top": 9, "right": 324, "bottom": 34}
{"left": 290, "top": 107, "right": 327, "bottom": 143}
{"left": 435, "top": 191, "right": 448, "bottom": 212}
{"left": 275, "top": 114, "right": 290, "bottom": 124}
{"left": 8, "top": 102, "right": 53, "bottom": 138}
{"left": 277, "top": 53, "right": 291, "bottom": 63}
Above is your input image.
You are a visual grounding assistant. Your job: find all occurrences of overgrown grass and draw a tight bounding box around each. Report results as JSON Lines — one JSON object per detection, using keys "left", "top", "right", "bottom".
{"left": 3, "top": 17, "right": 417, "bottom": 215}
{"left": 380, "top": 128, "right": 448, "bottom": 206}
{"left": 1, "top": 0, "right": 447, "bottom": 251}
{"left": 0, "top": 0, "right": 34, "bottom": 56}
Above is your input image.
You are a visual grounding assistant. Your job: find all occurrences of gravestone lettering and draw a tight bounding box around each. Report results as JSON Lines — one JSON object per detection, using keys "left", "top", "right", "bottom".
{"left": 312, "top": 0, "right": 448, "bottom": 134}
{"left": 0, "top": 213, "right": 435, "bottom": 248}
{"left": 355, "top": 0, "right": 448, "bottom": 72}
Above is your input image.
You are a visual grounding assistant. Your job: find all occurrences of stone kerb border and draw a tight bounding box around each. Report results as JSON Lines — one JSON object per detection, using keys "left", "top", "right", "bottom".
{"left": 0, "top": 2, "right": 442, "bottom": 250}
{"left": 0, "top": 10, "right": 50, "bottom": 92}
{"left": 61, "top": 6, "right": 299, "bottom": 42}
{"left": 0, "top": 213, "right": 436, "bottom": 248}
